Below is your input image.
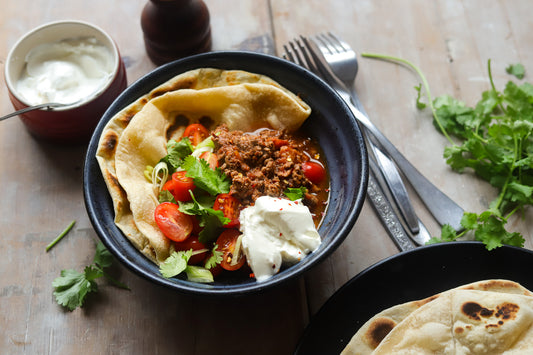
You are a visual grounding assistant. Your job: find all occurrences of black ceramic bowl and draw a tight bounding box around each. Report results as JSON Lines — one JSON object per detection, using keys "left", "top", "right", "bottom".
{"left": 83, "top": 51, "right": 368, "bottom": 296}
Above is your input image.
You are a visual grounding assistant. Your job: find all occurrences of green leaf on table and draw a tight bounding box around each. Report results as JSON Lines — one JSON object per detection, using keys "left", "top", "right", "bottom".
{"left": 52, "top": 242, "right": 129, "bottom": 311}
{"left": 506, "top": 63, "right": 525, "bottom": 79}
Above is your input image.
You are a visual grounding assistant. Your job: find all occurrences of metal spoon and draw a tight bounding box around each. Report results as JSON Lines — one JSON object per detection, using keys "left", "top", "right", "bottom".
{"left": 1, "top": 102, "right": 72, "bottom": 122}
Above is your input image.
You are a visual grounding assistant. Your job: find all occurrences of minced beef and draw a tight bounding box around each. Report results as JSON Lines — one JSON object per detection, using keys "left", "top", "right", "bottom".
{"left": 212, "top": 125, "right": 320, "bottom": 208}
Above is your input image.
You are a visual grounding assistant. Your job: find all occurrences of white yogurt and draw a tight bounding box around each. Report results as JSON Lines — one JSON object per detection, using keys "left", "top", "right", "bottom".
{"left": 16, "top": 37, "right": 114, "bottom": 106}
{"left": 239, "top": 196, "right": 321, "bottom": 281}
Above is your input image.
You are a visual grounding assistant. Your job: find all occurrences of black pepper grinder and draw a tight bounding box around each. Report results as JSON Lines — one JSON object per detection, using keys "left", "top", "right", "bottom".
{"left": 141, "top": 0, "right": 212, "bottom": 65}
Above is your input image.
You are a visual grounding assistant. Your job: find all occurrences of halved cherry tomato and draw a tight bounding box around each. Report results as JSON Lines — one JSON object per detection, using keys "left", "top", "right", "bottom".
{"left": 162, "top": 171, "right": 195, "bottom": 202}
{"left": 182, "top": 123, "right": 209, "bottom": 146}
{"left": 174, "top": 235, "right": 208, "bottom": 265}
{"left": 213, "top": 193, "right": 241, "bottom": 228}
{"left": 302, "top": 161, "right": 326, "bottom": 185}
{"left": 154, "top": 202, "right": 193, "bottom": 242}
{"left": 199, "top": 151, "right": 218, "bottom": 169}
{"left": 216, "top": 229, "right": 246, "bottom": 271}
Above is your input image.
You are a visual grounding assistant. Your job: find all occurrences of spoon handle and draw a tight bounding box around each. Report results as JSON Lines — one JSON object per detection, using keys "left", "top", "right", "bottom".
{"left": 1, "top": 103, "right": 65, "bottom": 122}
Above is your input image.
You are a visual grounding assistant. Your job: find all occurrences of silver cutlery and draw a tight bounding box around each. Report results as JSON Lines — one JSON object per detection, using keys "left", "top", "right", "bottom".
{"left": 0, "top": 102, "right": 69, "bottom": 121}
{"left": 368, "top": 159, "right": 416, "bottom": 251}
{"left": 282, "top": 38, "right": 421, "bottom": 249}
{"left": 301, "top": 34, "right": 465, "bottom": 232}
{"left": 309, "top": 34, "right": 424, "bottom": 235}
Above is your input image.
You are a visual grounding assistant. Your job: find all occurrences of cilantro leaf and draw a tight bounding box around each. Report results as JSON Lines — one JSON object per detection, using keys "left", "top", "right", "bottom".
{"left": 506, "top": 63, "right": 525, "bottom": 79}
{"left": 159, "top": 250, "right": 192, "bottom": 278}
{"left": 204, "top": 244, "right": 223, "bottom": 269}
{"left": 181, "top": 155, "right": 230, "bottom": 196}
{"left": 284, "top": 187, "right": 307, "bottom": 201}
{"left": 52, "top": 242, "right": 129, "bottom": 311}
{"left": 159, "top": 250, "right": 214, "bottom": 283}
{"left": 52, "top": 267, "right": 99, "bottom": 311}
{"left": 158, "top": 189, "right": 176, "bottom": 204}
{"left": 160, "top": 138, "right": 194, "bottom": 173}
{"left": 93, "top": 241, "right": 113, "bottom": 269}
{"left": 179, "top": 193, "right": 229, "bottom": 243}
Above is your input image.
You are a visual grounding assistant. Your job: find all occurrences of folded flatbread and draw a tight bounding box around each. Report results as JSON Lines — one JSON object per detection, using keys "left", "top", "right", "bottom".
{"left": 341, "top": 279, "right": 533, "bottom": 355}
{"left": 95, "top": 68, "right": 311, "bottom": 263}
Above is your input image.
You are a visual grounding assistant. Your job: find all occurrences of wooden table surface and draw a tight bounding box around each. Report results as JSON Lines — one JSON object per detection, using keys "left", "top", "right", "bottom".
{"left": 1, "top": 1, "right": 532, "bottom": 354}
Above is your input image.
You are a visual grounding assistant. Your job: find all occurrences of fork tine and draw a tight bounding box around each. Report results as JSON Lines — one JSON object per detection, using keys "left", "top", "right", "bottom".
{"left": 282, "top": 44, "right": 296, "bottom": 63}
{"left": 325, "top": 32, "right": 352, "bottom": 53}
{"left": 314, "top": 33, "right": 336, "bottom": 55}
{"left": 282, "top": 37, "right": 320, "bottom": 75}
{"left": 295, "top": 36, "right": 320, "bottom": 74}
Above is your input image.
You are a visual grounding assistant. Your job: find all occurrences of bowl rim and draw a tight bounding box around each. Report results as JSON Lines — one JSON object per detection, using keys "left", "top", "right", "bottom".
{"left": 83, "top": 50, "right": 369, "bottom": 296}
{"left": 4, "top": 19, "right": 121, "bottom": 111}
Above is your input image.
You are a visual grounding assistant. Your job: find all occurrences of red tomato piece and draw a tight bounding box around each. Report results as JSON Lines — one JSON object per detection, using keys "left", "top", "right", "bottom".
{"left": 273, "top": 138, "right": 289, "bottom": 149}
{"left": 302, "top": 161, "right": 326, "bottom": 185}
{"left": 162, "top": 179, "right": 176, "bottom": 197}
{"left": 154, "top": 202, "right": 193, "bottom": 242}
{"left": 165, "top": 171, "right": 195, "bottom": 202}
{"left": 182, "top": 123, "right": 209, "bottom": 146}
{"left": 216, "top": 229, "right": 246, "bottom": 271}
{"left": 174, "top": 235, "right": 208, "bottom": 265}
{"left": 213, "top": 193, "right": 241, "bottom": 228}
{"left": 199, "top": 151, "right": 219, "bottom": 169}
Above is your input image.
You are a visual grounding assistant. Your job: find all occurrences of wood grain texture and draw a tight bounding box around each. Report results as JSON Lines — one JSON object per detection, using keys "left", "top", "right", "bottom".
{"left": 1, "top": 0, "right": 532, "bottom": 353}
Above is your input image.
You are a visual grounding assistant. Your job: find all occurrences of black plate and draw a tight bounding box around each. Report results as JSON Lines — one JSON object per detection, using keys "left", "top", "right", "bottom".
{"left": 83, "top": 51, "right": 368, "bottom": 296}
{"left": 295, "top": 241, "right": 533, "bottom": 354}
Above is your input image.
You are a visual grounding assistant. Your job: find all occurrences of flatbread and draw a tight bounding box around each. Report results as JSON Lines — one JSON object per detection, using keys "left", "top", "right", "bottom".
{"left": 95, "top": 68, "right": 311, "bottom": 263}
{"left": 341, "top": 280, "right": 533, "bottom": 355}
{"left": 372, "top": 289, "right": 533, "bottom": 354}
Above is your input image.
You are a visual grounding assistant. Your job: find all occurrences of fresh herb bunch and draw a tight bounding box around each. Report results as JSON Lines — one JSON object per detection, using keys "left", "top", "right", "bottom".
{"left": 52, "top": 241, "right": 129, "bottom": 311}
{"left": 362, "top": 53, "right": 532, "bottom": 249}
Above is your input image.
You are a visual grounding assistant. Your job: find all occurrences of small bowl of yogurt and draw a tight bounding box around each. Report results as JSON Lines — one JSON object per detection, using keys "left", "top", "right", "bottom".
{"left": 4, "top": 20, "right": 127, "bottom": 144}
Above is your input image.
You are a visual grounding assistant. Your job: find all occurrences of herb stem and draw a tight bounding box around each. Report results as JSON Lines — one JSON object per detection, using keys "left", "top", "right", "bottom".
{"left": 361, "top": 52, "right": 455, "bottom": 144}
{"left": 46, "top": 220, "right": 76, "bottom": 252}
{"left": 487, "top": 59, "right": 507, "bottom": 115}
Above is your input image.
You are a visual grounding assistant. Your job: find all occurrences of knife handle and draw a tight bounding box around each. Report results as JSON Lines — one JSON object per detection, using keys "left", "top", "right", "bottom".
{"left": 367, "top": 162, "right": 416, "bottom": 252}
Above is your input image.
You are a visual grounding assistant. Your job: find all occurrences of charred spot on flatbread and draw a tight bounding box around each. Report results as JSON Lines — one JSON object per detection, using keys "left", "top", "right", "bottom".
{"left": 365, "top": 317, "right": 396, "bottom": 349}
{"left": 150, "top": 77, "right": 198, "bottom": 99}
{"left": 99, "top": 130, "right": 120, "bottom": 159}
{"left": 118, "top": 109, "right": 140, "bottom": 128}
{"left": 106, "top": 171, "right": 128, "bottom": 201}
{"left": 166, "top": 115, "right": 190, "bottom": 140}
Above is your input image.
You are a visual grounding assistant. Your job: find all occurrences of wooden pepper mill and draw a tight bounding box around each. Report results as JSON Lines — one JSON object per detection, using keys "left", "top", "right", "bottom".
{"left": 141, "top": 0, "right": 212, "bottom": 65}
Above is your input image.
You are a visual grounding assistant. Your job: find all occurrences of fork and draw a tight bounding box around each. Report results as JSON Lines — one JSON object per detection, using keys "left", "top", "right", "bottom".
{"left": 303, "top": 34, "right": 465, "bottom": 232}
{"left": 282, "top": 39, "right": 420, "bottom": 249}
{"left": 312, "top": 34, "right": 424, "bottom": 239}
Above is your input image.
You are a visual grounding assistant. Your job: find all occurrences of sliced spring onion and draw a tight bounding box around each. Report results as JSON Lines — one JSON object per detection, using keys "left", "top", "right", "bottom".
{"left": 144, "top": 165, "right": 154, "bottom": 182}
{"left": 230, "top": 234, "right": 244, "bottom": 266}
{"left": 46, "top": 220, "right": 76, "bottom": 252}
{"left": 151, "top": 161, "right": 169, "bottom": 194}
{"left": 191, "top": 137, "right": 214, "bottom": 158}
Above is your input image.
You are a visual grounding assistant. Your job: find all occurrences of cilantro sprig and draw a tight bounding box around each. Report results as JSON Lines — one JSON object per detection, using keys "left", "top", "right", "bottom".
{"left": 181, "top": 155, "right": 230, "bottom": 196}
{"left": 52, "top": 242, "right": 129, "bottom": 311}
{"left": 362, "top": 53, "right": 531, "bottom": 249}
{"left": 159, "top": 246, "right": 222, "bottom": 283}
{"left": 179, "top": 193, "right": 230, "bottom": 243}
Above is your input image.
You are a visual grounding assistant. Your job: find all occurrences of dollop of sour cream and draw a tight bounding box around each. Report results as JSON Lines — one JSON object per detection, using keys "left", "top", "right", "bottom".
{"left": 239, "top": 196, "right": 322, "bottom": 282}
{"left": 16, "top": 37, "right": 114, "bottom": 106}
